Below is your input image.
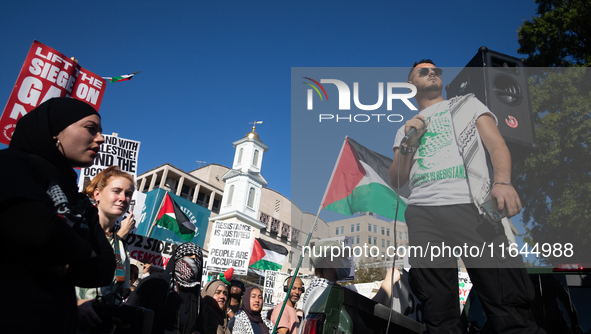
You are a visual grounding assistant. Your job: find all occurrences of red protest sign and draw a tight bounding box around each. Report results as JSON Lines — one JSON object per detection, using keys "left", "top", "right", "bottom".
{"left": 0, "top": 40, "right": 107, "bottom": 145}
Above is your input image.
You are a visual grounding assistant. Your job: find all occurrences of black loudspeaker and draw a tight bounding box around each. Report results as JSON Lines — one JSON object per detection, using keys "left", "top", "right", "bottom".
{"left": 445, "top": 47, "right": 538, "bottom": 161}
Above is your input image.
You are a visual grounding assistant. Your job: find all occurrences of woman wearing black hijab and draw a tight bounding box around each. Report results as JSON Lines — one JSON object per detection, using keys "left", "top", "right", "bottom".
{"left": 0, "top": 97, "right": 116, "bottom": 333}
{"left": 228, "top": 287, "right": 273, "bottom": 334}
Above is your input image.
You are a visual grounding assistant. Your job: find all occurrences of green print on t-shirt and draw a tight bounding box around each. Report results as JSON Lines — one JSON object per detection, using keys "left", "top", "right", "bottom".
{"left": 411, "top": 164, "right": 467, "bottom": 187}
{"left": 412, "top": 108, "right": 467, "bottom": 187}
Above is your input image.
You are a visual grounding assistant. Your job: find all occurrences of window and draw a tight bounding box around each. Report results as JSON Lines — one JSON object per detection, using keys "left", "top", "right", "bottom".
{"left": 368, "top": 223, "right": 372, "bottom": 232}
{"left": 356, "top": 235, "right": 359, "bottom": 244}
{"left": 237, "top": 148, "right": 243, "bottom": 163}
{"left": 340, "top": 226, "right": 344, "bottom": 234}
{"left": 252, "top": 150, "right": 259, "bottom": 167}
{"left": 387, "top": 228, "right": 390, "bottom": 237}
{"left": 247, "top": 187, "right": 255, "bottom": 208}
{"left": 227, "top": 185, "right": 234, "bottom": 205}
{"left": 335, "top": 227, "right": 339, "bottom": 235}
{"left": 292, "top": 228, "right": 300, "bottom": 245}
{"left": 382, "top": 239, "right": 385, "bottom": 247}
{"left": 356, "top": 223, "right": 360, "bottom": 232}
{"left": 405, "top": 232, "right": 408, "bottom": 240}
{"left": 381, "top": 227, "right": 385, "bottom": 235}
{"left": 373, "top": 237, "right": 377, "bottom": 245}
{"left": 281, "top": 223, "right": 290, "bottom": 239}
{"left": 259, "top": 212, "right": 270, "bottom": 230}
{"left": 399, "top": 232, "right": 403, "bottom": 240}
{"left": 368, "top": 236, "right": 372, "bottom": 244}
{"left": 373, "top": 225, "right": 377, "bottom": 233}
{"left": 387, "top": 240, "right": 391, "bottom": 247}
{"left": 351, "top": 224, "right": 354, "bottom": 233}
{"left": 270, "top": 219, "right": 280, "bottom": 235}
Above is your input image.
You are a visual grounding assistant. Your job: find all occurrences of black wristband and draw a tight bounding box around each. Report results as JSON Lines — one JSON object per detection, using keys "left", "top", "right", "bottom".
{"left": 400, "top": 144, "right": 417, "bottom": 155}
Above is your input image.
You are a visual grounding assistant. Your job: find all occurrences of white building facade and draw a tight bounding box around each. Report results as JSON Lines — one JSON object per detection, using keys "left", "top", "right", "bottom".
{"left": 135, "top": 126, "right": 329, "bottom": 276}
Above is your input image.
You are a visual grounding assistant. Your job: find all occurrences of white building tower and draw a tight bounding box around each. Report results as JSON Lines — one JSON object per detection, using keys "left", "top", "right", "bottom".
{"left": 214, "top": 124, "right": 268, "bottom": 228}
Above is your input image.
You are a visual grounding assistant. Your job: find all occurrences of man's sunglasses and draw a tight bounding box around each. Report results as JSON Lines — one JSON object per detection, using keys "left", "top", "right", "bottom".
{"left": 415, "top": 67, "right": 443, "bottom": 78}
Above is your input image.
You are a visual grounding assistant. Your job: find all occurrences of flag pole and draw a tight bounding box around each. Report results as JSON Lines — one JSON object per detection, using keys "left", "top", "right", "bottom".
{"left": 271, "top": 137, "right": 348, "bottom": 334}
{"left": 271, "top": 206, "right": 323, "bottom": 334}
{"left": 147, "top": 192, "right": 167, "bottom": 238}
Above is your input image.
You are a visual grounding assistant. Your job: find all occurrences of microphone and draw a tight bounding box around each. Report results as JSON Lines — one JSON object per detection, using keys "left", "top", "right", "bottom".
{"left": 400, "top": 128, "right": 417, "bottom": 144}
{"left": 401, "top": 115, "right": 431, "bottom": 145}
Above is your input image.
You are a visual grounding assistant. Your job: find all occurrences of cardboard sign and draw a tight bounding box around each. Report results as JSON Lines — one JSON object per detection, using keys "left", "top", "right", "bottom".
{"left": 207, "top": 221, "right": 255, "bottom": 275}
{"left": 124, "top": 233, "right": 178, "bottom": 269}
{"left": 1, "top": 41, "right": 107, "bottom": 145}
{"left": 458, "top": 271, "right": 473, "bottom": 310}
{"left": 78, "top": 134, "right": 141, "bottom": 191}
{"left": 263, "top": 270, "right": 311, "bottom": 309}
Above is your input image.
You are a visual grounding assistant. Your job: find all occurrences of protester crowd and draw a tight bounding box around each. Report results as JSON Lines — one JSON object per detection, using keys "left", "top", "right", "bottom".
{"left": 0, "top": 97, "right": 399, "bottom": 334}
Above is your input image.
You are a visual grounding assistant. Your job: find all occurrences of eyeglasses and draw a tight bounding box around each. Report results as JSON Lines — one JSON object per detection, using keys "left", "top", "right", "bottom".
{"left": 414, "top": 67, "right": 443, "bottom": 79}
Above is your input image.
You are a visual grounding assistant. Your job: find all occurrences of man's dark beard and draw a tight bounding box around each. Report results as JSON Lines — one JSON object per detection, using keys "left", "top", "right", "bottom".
{"left": 423, "top": 82, "right": 443, "bottom": 92}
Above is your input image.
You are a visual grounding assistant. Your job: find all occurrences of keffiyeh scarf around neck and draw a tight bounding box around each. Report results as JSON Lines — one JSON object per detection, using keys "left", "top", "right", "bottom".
{"left": 232, "top": 310, "right": 273, "bottom": 334}
{"left": 450, "top": 93, "right": 518, "bottom": 238}
{"left": 449, "top": 93, "right": 492, "bottom": 212}
{"left": 301, "top": 277, "right": 330, "bottom": 307}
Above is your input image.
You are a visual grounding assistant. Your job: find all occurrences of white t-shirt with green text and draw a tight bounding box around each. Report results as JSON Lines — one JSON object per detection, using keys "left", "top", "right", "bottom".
{"left": 393, "top": 100, "right": 495, "bottom": 206}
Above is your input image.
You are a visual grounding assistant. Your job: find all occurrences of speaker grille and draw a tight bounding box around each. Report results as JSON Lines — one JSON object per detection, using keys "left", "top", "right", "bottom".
{"left": 493, "top": 75, "right": 522, "bottom": 105}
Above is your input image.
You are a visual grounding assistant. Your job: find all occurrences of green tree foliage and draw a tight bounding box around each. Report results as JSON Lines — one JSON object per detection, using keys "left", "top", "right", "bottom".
{"left": 517, "top": 0, "right": 590, "bottom": 67}
{"left": 513, "top": 68, "right": 591, "bottom": 265}
{"left": 516, "top": 0, "right": 591, "bottom": 265}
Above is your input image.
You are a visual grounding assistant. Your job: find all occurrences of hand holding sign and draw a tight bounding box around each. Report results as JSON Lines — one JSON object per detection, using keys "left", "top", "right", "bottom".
{"left": 117, "top": 212, "right": 135, "bottom": 239}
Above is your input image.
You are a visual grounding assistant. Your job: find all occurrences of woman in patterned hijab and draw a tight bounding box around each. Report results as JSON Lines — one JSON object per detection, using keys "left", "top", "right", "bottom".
{"left": 172, "top": 242, "right": 203, "bottom": 291}
{"left": 228, "top": 286, "right": 272, "bottom": 334}
{"left": 124, "top": 242, "right": 203, "bottom": 334}
{"left": 167, "top": 242, "right": 203, "bottom": 334}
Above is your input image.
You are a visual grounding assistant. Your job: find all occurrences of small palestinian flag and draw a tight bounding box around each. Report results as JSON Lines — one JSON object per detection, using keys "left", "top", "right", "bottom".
{"left": 249, "top": 238, "right": 288, "bottom": 272}
{"left": 320, "top": 137, "right": 408, "bottom": 221}
{"left": 155, "top": 193, "right": 195, "bottom": 242}
{"left": 103, "top": 71, "right": 140, "bottom": 83}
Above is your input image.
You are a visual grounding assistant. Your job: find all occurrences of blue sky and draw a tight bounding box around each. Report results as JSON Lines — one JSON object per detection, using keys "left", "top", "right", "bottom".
{"left": 1, "top": 1, "right": 539, "bottom": 245}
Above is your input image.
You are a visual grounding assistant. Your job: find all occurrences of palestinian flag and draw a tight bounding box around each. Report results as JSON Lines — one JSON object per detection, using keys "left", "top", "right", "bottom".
{"left": 155, "top": 193, "right": 195, "bottom": 242}
{"left": 103, "top": 71, "right": 140, "bottom": 83}
{"left": 249, "top": 238, "right": 288, "bottom": 272}
{"left": 320, "top": 137, "right": 408, "bottom": 221}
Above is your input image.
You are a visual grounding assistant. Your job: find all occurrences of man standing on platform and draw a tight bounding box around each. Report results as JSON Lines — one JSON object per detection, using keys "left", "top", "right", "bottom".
{"left": 389, "top": 59, "right": 545, "bottom": 333}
